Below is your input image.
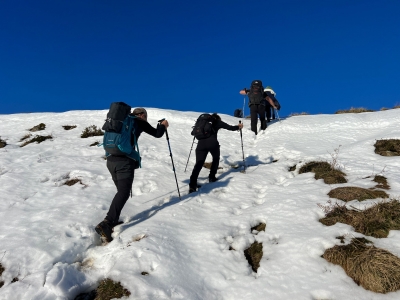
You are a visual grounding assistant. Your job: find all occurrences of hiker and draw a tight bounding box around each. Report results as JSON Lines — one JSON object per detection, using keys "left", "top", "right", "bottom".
{"left": 189, "top": 113, "right": 243, "bottom": 194}
{"left": 239, "top": 80, "right": 266, "bottom": 135}
{"left": 263, "top": 86, "right": 279, "bottom": 123}
{"left": 96, "top": 107, "right": 169, "bottom": 242}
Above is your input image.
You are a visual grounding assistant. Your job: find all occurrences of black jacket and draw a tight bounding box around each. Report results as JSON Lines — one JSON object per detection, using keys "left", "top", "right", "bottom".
{"left": 133, "top": 118, "right": 166, "bottom": 142}
{"left": 197, "top": 119, "right": 239, "bottom": 150}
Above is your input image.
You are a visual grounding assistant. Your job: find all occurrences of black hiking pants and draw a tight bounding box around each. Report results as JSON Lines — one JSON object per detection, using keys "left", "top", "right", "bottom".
{"left": 265, "top": 103, "right": 275, "bottom": 122}
{"left": 189, "top": 144, "right": 220, "bottom": 188}
{"left": 105, "top": 156, "right": 136, "bottom": 226}
{"left": 250, "top": 104, "right": 266, "bottom": 134}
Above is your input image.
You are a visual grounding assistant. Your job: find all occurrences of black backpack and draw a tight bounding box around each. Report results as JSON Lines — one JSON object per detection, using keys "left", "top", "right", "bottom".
{"left": 248, "top": 80, "right": 264, "bottom": 106}
{"left": 234, "top": 109, "right": 243, "bottom": 118}
{"left": 191, "top": 113, "right": 215, "bottom": 140}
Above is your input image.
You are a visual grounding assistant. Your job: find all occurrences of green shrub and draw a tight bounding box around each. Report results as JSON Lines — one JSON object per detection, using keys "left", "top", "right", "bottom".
{"left": 81, "top": 125, "right": 104, "bottom": 138}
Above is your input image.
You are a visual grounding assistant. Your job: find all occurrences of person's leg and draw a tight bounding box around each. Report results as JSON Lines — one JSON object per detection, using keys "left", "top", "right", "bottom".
{"left": 266, "top": 103, "right": 272, "bottom": 122}
{"left": 250, "top": 105, "right": 258, "bottom": 135}
{"left": 259, "top": 105, "right": 266, "bottom": 130}
{"left": 106, "top": 176, "right": 134, "bottom": 225}
{"left": 189, "top": 148, "right": 208, "bottom": 190}
{"left": 209, "top": 146, "right": 221, "bottom": 181}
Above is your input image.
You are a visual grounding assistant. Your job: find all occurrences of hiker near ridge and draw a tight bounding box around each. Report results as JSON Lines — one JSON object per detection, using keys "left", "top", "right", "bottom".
{"left": 189, "top": 113, "right": 243, "bottom": 194}
{"left": 96, "top": 107, "right": 169, "bottom": 243}
{"left": 239, "top": 80, "right": 267, "bottom": 135}
{"left": 263, "top": 86, "right": 279, "bottom": 123}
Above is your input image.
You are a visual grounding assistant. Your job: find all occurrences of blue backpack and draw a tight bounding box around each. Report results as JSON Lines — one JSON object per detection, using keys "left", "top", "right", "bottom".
{"left": 101, "top": 102, "right": 141, "bottom": 167}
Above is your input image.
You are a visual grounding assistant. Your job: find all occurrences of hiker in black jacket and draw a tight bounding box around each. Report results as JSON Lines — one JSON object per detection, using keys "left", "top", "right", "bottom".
{"left": 263, "top": 86, "right": 278, "bottom": 123}
{"left": 96, "top": 108, "right": 169, "bottom": 243}
{"left": 189, "top": 113, "right": 243, "bottom": 194}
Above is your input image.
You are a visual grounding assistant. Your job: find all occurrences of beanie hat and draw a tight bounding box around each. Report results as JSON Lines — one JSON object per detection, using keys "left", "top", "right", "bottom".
{"left": 132, "top": 107, "right": 147, "bottom": 116}
{"left": 264, "top": 86, "right": 276, "bottom": 96}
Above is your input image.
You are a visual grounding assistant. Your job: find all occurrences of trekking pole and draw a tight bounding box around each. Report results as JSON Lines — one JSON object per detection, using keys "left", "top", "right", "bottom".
{"left": 184, "top": 136, "right": 196, "bottom": 172}
{"left": 242, "top": 96, "right": 246, "bottom": 119}
{"left": 275, "top": 109, "right": 282, "bottom": 123}
{"left": 239, "top": 120, "right": 246, "bottom": 173}
{"left": 159, "top": 119, "right": 181, "bottom": 200}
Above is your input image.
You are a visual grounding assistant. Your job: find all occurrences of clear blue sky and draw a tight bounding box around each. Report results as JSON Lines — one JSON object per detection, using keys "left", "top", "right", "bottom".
{"left": 1, "top": 0, "right": 399, "bottom": 117}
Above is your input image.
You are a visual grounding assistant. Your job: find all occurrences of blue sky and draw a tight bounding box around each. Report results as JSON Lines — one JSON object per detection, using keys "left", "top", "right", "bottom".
{"left": 1, "top": 0, "right": 399, "bottom": 117}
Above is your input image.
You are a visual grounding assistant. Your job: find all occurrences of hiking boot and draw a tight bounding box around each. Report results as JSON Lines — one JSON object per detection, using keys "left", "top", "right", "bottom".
{"left": 95, "top": 219, "right": 113, "bottom": 243}
{"left": 189, "top": 186, "right": 197, "bottom": 194}
{"left": 209, "top": 176, "right": 219, "bottom": 183}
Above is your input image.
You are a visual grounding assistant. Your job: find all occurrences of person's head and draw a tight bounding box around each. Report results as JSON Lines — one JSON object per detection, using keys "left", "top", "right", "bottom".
{"left": 264, "top": 86, "right": 276, "bottom": 95}
{"left": 132, "top": 107, "right": 147, "bottom": 121}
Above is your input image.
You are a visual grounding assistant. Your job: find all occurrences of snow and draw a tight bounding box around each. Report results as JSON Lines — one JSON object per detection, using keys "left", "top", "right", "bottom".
{"left": 0, "top": 108, "right": 400, "bottom": 300}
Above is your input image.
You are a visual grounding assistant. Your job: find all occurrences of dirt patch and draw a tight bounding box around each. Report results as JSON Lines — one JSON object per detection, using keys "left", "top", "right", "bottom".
{"left": 374, "top": 139, "right": 400, "bottom": 156}
{"left": 244, "top": 242, "right": 263, "bottom": 272}
{"left": 328, "top": 186, "right": 389, "bottom": 202}
{"left": 323, "top": 237, "right": 400, "bottom": 293}
{"left": 288, "top": 164, "right": 296, "bottom": 172}
{"left": 319, "top": 200, "right": 400, "bottom": 238}
{"left": 251, "top": 223, "right": 266, "bottom": 233}
{"left": 372, "top": 175, "right": 390, "bottom": 190}
{"left": 299, "top": 161, "right": 347, "bottom": 184}
{"left": 64, "top": 178, "right": 83, "bottom": 186}
{"left": 0, "top": 138, "right": 6, "bottom": 148}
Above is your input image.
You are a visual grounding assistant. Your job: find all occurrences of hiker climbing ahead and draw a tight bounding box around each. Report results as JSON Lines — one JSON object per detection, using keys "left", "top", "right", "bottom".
{"left": 240, "top": 80, "right": 267, "bottom": 135}
{"left": 96, "top": 104, "right": 169, "bottom": 243}
{"left": 189, "top": 113, "right": 243, "bottom": 194}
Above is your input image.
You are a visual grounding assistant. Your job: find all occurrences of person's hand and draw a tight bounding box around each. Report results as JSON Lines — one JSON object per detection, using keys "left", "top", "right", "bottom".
{"left": 161, "top": 119, "right": 169, "bottom": 128}
{"left": 238, "top": 123, "right": 244, "bottom": 129}
{"left": 239, "top": 90, "right": 247, "bottom": 95}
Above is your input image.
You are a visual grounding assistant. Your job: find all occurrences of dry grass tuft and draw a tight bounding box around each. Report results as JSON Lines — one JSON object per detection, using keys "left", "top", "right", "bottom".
{"left": 374, "top": 139, "right": 400, "bottom": 156}
{"left": 81, "top": 125, "right": 104, "bottom": 138}
{"left": 373, "top": 175, "right": 390, "bottom": 190}
{"left": 328, "top": 186, "right": 388, "bottom": 202}
{"left": 29, "top": 123, "right": 46, "bottom": 132}
{"left": 299, "top": 161, "right": 347, "bottom": 184}
{"left": 75, "top": 278, "right": 131, "bottom": 300}
{"left": 62, "top": 125, "right": 77, "bottom": 130}
{"left": 244, "top": 242, "right": 263, "bottom": 272}
{"left": 64, "top": 178, "right": 83, "bottom": 186}
{"left": 289, "top": 112, "right": 309, "bottom": 116}
{"left": 335, "top": 107, "right": 374, "bottom": 114}
{"left": 203, "top": 162, "right": 222, "bottom": 170}
{"left": 288, "top": 164, "right": 296, "bottom": 172}
{"left": 319, "top": 200, "right": 400, "bottom": 238}
{"left": 0, "top": 138, "right": 6, "bottom": 148}
{"left": 251, "top": 223, "right": 266, "bottom": 233}
{"left": 323, "top": 237, "right": 400, "bottom": 293}
{"left": 20, "top": 135, "right": 52, "bottom": 147}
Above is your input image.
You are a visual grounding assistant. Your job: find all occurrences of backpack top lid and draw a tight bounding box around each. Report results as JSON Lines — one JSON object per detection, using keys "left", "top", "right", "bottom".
{"left": 251, "top": 80, "right": 263, "bottom": 87}
{"left": 264, "top": 86, "right": 276, "bottom": 96}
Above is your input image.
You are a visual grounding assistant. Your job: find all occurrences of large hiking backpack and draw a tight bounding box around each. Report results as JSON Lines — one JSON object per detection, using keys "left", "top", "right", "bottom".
{"left": 191, "top": 113, "right": 215, "bottom": 140}
{"left": 101, "top": 102, "right": 141, "bottom": 166}
{"left": 248, "top": 80, "right": 264, "bottom": 106}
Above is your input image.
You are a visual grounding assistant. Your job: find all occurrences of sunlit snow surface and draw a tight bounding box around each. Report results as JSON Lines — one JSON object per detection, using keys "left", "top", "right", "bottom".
{"left": 1, "top": 108, "right": 400, "bottom": 299}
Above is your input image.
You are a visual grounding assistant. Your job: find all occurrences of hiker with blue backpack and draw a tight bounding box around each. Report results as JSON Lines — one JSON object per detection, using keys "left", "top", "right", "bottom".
{"left": 188, "top": 113, "right": 243, "bottom": 194}
{"left": 96, "top": 103, "right": 169, "bottom": 243}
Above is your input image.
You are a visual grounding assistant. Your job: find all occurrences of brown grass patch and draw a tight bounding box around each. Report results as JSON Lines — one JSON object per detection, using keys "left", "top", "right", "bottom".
{"left": 62, "top": 125, "right": 77, "bottom": 130}
{"left": 64, "top": 178, "right": 83, "bottom": 186}
{"left": 299, "top": 161, "right": 347, "bottom": 184}
{"left": 319, "top": 200, "right": 400, "bottom": 238}
{"left": 328, "top": 186, "right": 388, "bottom": 202}
{"left": 81, "top": 125, "right": 104, "bottom": 138}
{"left": 74, "top": 278, "right": 130, "bottom": 300}
{"left": 289, "top": 112, "right": 309, "bottom": 116}
{"left": 20, "top": 135, "right": 52, "bottom": 147}
{"left": 203, "top": 162, "right": 222, "bottom": 170}
{"left": 244, "top": 242, "right": 263, "bottom": 272}
{"left": 373, "top": 175, "right": 390, "bottom": 190}
{"left": 323, "top": 237, "right": 400, "bottom": 293}
{"left": 374, "top": 139, "right": 400, "bottom": 156}
{"left": 251, "top": 223, "right": 266, "bottom": 233}
{"left": 288, "top": 164, "right": 296, "bottom": 172}
{"left": 0, "top": 138, "right": 6, "bottom": 148}
{"left": 29, "top": 123, "right": 46, "bottom": 132}
{"left": 335, "top": 107, "right": 374, "bottom": 114}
